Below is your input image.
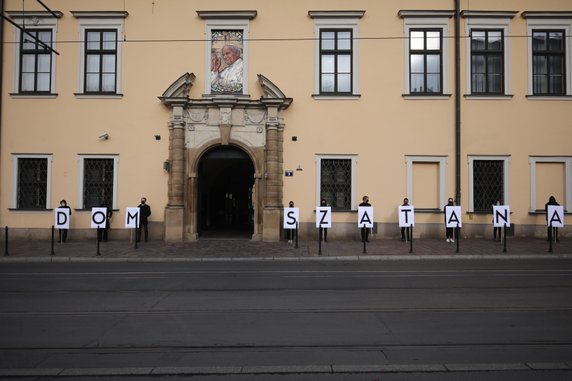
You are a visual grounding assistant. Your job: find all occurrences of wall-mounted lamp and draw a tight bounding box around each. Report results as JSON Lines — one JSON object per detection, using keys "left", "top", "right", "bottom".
{"left": 98, "top": 133, "right": 109, "bottom": 140}
{"left": 296, "top": 164, "right": 303, "bottom": 171}
{"left": 163, "top": 160, "right": 170, "bottom": 172}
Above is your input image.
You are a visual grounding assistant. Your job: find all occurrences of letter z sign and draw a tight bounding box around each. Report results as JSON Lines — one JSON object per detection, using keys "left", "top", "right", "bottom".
{"left": 316, "top": 207, "right": 332, "bottom": 228}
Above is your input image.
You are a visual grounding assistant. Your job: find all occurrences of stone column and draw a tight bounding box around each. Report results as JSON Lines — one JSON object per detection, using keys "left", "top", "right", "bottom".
{"left": 262, "top": 105, "right": 282, "bottom": 241}
{"left": 164, "top": 104, "right": 185, "bottom": 242}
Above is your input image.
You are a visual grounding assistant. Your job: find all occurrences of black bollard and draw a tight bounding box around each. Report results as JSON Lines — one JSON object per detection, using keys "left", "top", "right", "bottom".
{"left": 363, "top": 238, "right": 367, "bottom": 254}
{"left": 409, "top": 226, "right": 413, "bottom": 254}
{"left": 455, "top": 224, "right": 460, "bottom": 253}
{"left": 96, "top": 228, "right": 101, "bottom": 256}
{"left": 503, "top": 224, "right": 507, "bottom": 253}
{"left": 549, "top": 223, "right": 553, "bottom": 253}
{"left": 50, "top": 225, "right": 55, "bottom": 256}
{"left": 318, "top": 227, "right": 322, "bottom": 256}
{"left": 4, "top": 226, "right": 8, "bottom": 257}
{"left": 295, "top": 222, "right": 299, "bottom": 249}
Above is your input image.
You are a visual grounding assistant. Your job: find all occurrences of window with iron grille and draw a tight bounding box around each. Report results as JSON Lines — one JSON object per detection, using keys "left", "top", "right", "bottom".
{"left": 471, "top": 29, "right": 504, "bottom": 94}
{"left": 19, "top": 29, "right": 52, "bottom": 93}
{"left": 84, "top": 29, "right": 117, "bottom": 93}
{"left": 320, "top": 158, "right": 352, "bottom": 211}
{"left": 532, "top": 30, "right": 566, "bottom": 95}
{"left": 320, "top": 29, "right": 353, "bottom": 94}
{"left": 473, "top": 160, "right": 504, "bottom": 212}
{"left": 83, "top": 158, "right": 114, "bottom": 209}
{"left": 409, "top": 29, "right": 442, "bottom": 94}
{"left": 17, "top": 158, "right": 48, "bottom": 209}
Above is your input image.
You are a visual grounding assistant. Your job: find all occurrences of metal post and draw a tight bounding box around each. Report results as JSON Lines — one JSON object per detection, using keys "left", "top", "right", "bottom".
{"left": 409, "top": 226, "right": 413, "bottom": 254}
{"left": 503, "top": 224, "right": 507, "bottom": 253}
{"left": 455, "top": 223, "right": 460, "bottom": 253}
{"left": 134, "top": 218, "right": 139, "bottom": 249}
{"left": 549, "top": 223, "right": 553, "bottom": 253}
{"left": 318, "top": 227, "right": 322, "bottom": 256}
{"left": 96, "top": 228, "right": 101, "bottom": 256}
{"left": 295, "top": 222, "right": 299, "bottom": 249}
{"left": 50, "top": 225, "right": 55, "bottom": 256}
{"left": 4, "top": 226, "right": 8, "bottom": 256}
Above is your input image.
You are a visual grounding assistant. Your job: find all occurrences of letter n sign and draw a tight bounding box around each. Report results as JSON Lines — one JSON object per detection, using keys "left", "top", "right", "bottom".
{"left": 125, "top": 207, "right": 140, "bottom": 228}
{"left": 283, "top": 208, "right": 299, "bottom": 229}
{"left": 547, "top": 205, "right": 565, "bottom": 228}
{"left": 91, "top": 207, "right": 107, "bottom": 228}
{"left": 493, "top": 205, "right": 510, "bottom": 228}
{"left": 445, "top": 206, "right": 462, "bottom": 228}
{"left": 54, "top": 208, "right": 70, "bottom": 229}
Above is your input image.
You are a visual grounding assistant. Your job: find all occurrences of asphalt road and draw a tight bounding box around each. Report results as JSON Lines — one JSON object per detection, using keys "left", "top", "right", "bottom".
{"left": 1, "top": 259, "right": 571, "bottom": 380}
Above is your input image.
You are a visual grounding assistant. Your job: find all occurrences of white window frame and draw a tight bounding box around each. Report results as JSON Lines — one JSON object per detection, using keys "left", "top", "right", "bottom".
{"left": 468, "top": 155, "right": 510, "bottom": 213}
{"left": 203, "top": 19, "right": 250, "bottom": 96}
{"left": 11, "top": 154, "right": 53, "bottom": 209}
{"left": 77, "top": 155, "right": 119, "bottom": 210}
{"left": 405, "top": 155, "right": 448, "bottom": 209}
{"left": 310, "top": 11, "right": 364, "bottom": 99}
{"left": 72, "top": 12, "right": 126, "bottom": 97}
{"left": 464, "top": 18, "right": 512, "bottom": 96}
{"left": 315, "top": 154, "right": 357, "bottom": 211}
{"left": 529, "top": 156, "right": 572, "bottom": 212}
{"left": 525, "top": 17, "right": 572, "bottom": 97}
{"left": 8, "top": 12, "right": 59, "bottom": 96}
{"left": 400, "top": 12, "right": 453, "bottom": 97}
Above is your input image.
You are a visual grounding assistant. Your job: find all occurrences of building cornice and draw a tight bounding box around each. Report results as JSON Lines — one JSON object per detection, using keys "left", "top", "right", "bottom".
{"left": 196, "top": 11, "right": 257, "bottom": 20}
{"left": 398, "top": 10, "right": 455, "bottom": 18}
{"left": 5, "top": 10, "right": 63, "bottom": 19}
{"left": 71, "top": 11, "right": 129, "bottom": 19}
{"left": 461, "top": 11, "right": 518, "bottom": 19}
{"left": 522, "top": 11, "right": 572, "bottom": 19}
{"left": 308, "top": 11, "right": 365, "bottom": 19}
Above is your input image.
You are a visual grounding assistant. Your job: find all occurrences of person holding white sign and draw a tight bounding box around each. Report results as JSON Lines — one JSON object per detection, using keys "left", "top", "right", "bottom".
{"left": 284, "top": 201, "right": 297, "bottom": 244}
{"left": 400, "top": 198, "right": 412, "bottom": 242}
{"left": 359, "top": 195, "right": 372, "bottom": 242}
{"left": 56, "top": 200, "right": 71, "bottom": 243}
{"left": 444, "top": 197, "right": 456, "bottom": 243}
{"left": 319, "top": 199, "right": 328, "bottom": 242}
{"left": 545, "top": 196, "right": 560, "bottom": 242}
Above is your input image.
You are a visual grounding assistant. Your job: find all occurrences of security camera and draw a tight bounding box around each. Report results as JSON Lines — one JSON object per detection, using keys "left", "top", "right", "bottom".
{"left": 98, "top": 133, "right": 109, "bottom": 140}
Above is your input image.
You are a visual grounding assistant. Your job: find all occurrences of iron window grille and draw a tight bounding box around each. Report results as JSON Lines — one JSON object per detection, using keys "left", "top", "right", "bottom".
{"left": 473, "top": 160, "right": 504, "bottom": 213}
{"left": 471, "top": 29, "right": 504, "bottom": 94}
{"left": 83, "top": 158, "right": 114, "bottom": 209}
{"left": 532, "top": 30, "right": 566, "bottom": 95}
{"left": 84, "top": 29, "right": 118, "bottom": 93}
{"left": 19, "top": 29, "right": 52, "bottom": 93}
{"left": 17, "top": 158, "right": 48, "bottom": 209}
{"left": 319, "top": 29, "right": 353, "bottom": 94}
{"left": 320, "top": 158, "right": 352, "bottom": 211}
{"left": 409, "top": 29, "right": 443, "bottom": 94}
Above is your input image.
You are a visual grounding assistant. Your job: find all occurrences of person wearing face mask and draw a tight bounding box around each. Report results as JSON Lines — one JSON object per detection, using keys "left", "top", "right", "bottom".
{"left": 444, "top": 197, "right": 455, "bottom": 243}
{"left": 319, "top": 199, "right": 328, "bottom": 242}
{"left": 359, "top": 196, "right": 371, "bottom": 243}
{"left": 58, "top": 199, "right": 71, "bottom": 243}
{"left": 401, "top": 198, "right": 411, "bottom": 242}
{"left": 137, "top": 197, "right": 151, "bottom": 243}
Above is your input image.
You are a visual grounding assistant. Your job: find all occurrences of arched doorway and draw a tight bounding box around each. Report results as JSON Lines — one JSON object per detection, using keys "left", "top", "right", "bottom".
{"left": 197, "top": 146, "right": 255, "bottom": 238}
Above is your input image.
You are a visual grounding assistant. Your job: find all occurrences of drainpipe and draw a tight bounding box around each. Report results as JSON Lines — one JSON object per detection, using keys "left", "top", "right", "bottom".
{"left": 454, "top": 0, "right": 461, "bottom": 205}
{"left": 0, "top": 0, "right": 4, "bottom": 187}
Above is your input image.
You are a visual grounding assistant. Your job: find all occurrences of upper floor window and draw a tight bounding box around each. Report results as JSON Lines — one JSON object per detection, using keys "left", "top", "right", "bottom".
{"left": 320, "top": 29, "right": 353, "bottom": 94}
{"left": 409, "top": 29, "right": 442, "bottom": 94}
{"left": 532, "top": 30, "right": 565, "bottom": 95}
{"left": 471, "top": 30, "right": 504, "bottom": 94}
{"left": 72, "top": 11, "right": 128, "bottom": 97}
{"left": 11, "top": 155, "right": 52, "bottom": 210}
{"left": 399, "top": 10, "right": 454, "bottom": 97}
{"left": 309, "top": 11, "right": 364, "bottom": 98}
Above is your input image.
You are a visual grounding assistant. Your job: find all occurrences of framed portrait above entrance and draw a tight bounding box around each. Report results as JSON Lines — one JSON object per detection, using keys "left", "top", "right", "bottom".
{"left": 210, "top": 30, "right": 244, "bottom": 94}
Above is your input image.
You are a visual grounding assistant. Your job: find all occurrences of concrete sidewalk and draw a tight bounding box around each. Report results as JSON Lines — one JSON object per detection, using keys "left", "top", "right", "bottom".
{"left": 1, "top": 236, "right": 571, "bottom": 261}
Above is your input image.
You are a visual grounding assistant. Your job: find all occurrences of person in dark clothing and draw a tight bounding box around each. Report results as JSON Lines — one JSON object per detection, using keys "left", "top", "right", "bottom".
{"left": 359, "top": 195, "right": 371, "bottom": 242}
{"left": 545, "top": 195, "right": 560, "bottom": 242}
{"left": 401, "top": 198, "right": 411, "bottom": 242}
{"left": 58, "top": 199, "right": 71, "bottom": 243}
{"left": 319, "top": 198, "right": 328, "bottom": 242}
{"left": 287, "top": 200, "right": 295, "bottom": 244}
{"left": 444, "top": 198, "right": 455, "bottom": 243}
{"left": 137, "top": 197, "right": 151, "bottom": 242}
{"left": 97, "top": 204, "right": 113, "bottom": 242}
{"left": 493, "top": 200, "right": 502, "bottom": 242}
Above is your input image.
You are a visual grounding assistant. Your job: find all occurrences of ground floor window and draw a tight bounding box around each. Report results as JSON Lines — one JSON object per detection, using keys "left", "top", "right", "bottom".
{"left": 468, "top": 156, "right": 510, "bottom": 213}
{"left": 529, "top": 156, "right": 571, "bottom": 212}
{"left": 405, "top": 156, "right": 447, "bottom": 210}
{"left": 78, "top": 155, "right": 118, "bottom": 209}
{"left": 316, "top": 155, "right": 357, "bottom": 211}
{"left": 12, "top": 155, "right": 52, "bottom": 209}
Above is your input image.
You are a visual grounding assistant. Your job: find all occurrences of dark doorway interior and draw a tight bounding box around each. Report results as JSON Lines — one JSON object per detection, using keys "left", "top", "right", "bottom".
{"left": 198, "top": 146, "right": 254, "bottom": 239}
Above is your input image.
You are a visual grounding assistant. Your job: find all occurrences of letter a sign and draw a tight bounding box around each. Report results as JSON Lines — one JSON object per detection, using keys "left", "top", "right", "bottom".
{"left": 445, "top": 206, "right": 462, "bottom": 228}
{"left": 91, "top": 207, "right": 107, "bottom": 229}
{"left": 283, "top": 207, "right": 299, "bottom": 229}
{"left": 54, "top": 208, "right": 70, "bottom": 229}
{"left": 358, "top": 206, "right": 374, "bottom": 228}
{"left": 125, "top": 207, "right": 140, "bottom": 228}
{"left": 547, "top": 205, "right": 565, "bottom": 228}
{"left": 316, "top": 206, "right": 332, "bottom": 228}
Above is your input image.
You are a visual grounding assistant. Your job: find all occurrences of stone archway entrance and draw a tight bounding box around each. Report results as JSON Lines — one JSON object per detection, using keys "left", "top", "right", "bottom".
{"left": 160, "top": 73, "right": 292, "bottom": 242}
{"left": 197, "top": 146, "right": 254, "bottom": 238}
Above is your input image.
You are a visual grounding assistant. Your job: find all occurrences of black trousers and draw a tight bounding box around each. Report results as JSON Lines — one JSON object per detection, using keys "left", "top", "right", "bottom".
{"left": 361, "top": 227, "right": 369, "bottom": 242}
{"left": 137, "top": 222, "right": 149, "bottom": 242}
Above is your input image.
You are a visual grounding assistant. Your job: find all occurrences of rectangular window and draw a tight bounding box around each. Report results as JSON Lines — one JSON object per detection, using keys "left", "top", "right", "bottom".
{"left": 409, "top": 29, "right": 442, "bottom": 94}
{"left": 405, "top": 156, "right": 447, "bottom": 210}
{"left": 84, "top": 29, "right": 117, "bottom": 93}
{"left": 532, "top": 30, "right": 566, "bottom": 95}
{"left": 471, "top": 30, "right": 504, "bottom": 94}
{"left": 16, "top": 157, "right": 48, "bottom": 209}
{"left": 472, "top": 160, "right": 504, "bottom": 212}
{"left": 320, "top": 158, "right": 352, "bottom": 211}
{"left": 320, "top": 29, "right": 353, "bottom": 94}
{"left": 19, "top": 29, "right": 53, "bottom": 93}
{"left": 529, "top": 157, "right": 571, "bottom": 212}
{"left": 82, "top": 158, "right": 115, "bottom": 209}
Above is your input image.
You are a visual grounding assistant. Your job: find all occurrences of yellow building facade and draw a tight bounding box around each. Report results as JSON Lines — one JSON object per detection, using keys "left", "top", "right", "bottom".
{"left": 1, "top": 0, "right": 570, "bottom": 242}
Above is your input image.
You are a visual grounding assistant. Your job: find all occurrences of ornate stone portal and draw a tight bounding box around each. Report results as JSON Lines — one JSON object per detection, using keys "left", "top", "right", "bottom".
{"left": 159, "top": 73, "right": 292, "bottom": 242}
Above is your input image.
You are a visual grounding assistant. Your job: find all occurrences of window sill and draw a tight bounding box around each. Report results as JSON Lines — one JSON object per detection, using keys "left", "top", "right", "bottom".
{"left": 402, "top": 94, "right": 452, "bottom": 100}
{"left": 415, "top": 208, "right": 443, "bottom": 214}
{"left": 74, "top": 209, "right": 120, "bottom": 212}
{"left": 529, "top": 210, "right": 570, "bottom": 215}
{"left": 313, "top": 209, "right": 357, "bottom": 213}
{"left": 74, "top": 93, "right": 124, "bottom": 99}
{"left": 464, "top": 94, "right": 514, "bottom": 100}
{"left": 526, "top": 95, "right": 572, "bottom": 101}
{"left": 10, "top": 93, "right": 58, "bottom": 99}
{"left": 8, "top": 208, "right": 53, "bottom": 212}
{"left": 312, "top": 94, "right": 361, "bottom": 100}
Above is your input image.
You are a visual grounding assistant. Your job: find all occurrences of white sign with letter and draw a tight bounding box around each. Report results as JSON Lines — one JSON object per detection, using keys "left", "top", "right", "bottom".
{"left": 547, "top": 205, "right": 565, "bottom": 228}
{"left": 358, "top": 206, "right": 374, "bottom": 228}
{"left": 316, "top": 207, "right": 332, "bottom": 228}
{"left": 445, "top": 206, "right": 462, "bottom": 228}
{"left": 283, "top": 208, "right": 299, "bottom": 229}
{"left": 399, "top": 206, "right": 415, "bottom": 227}
{"left": 493, "top": 205, "right": 510, "bottom": 228}
{"left": 91, "top": 207, "right": 107, "bottom": 229}
{"left": 125, "top": 207, "right": 140, "bottom": 228}
{"left": 54, "top": 208, "right": 70, "bottom": 229}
